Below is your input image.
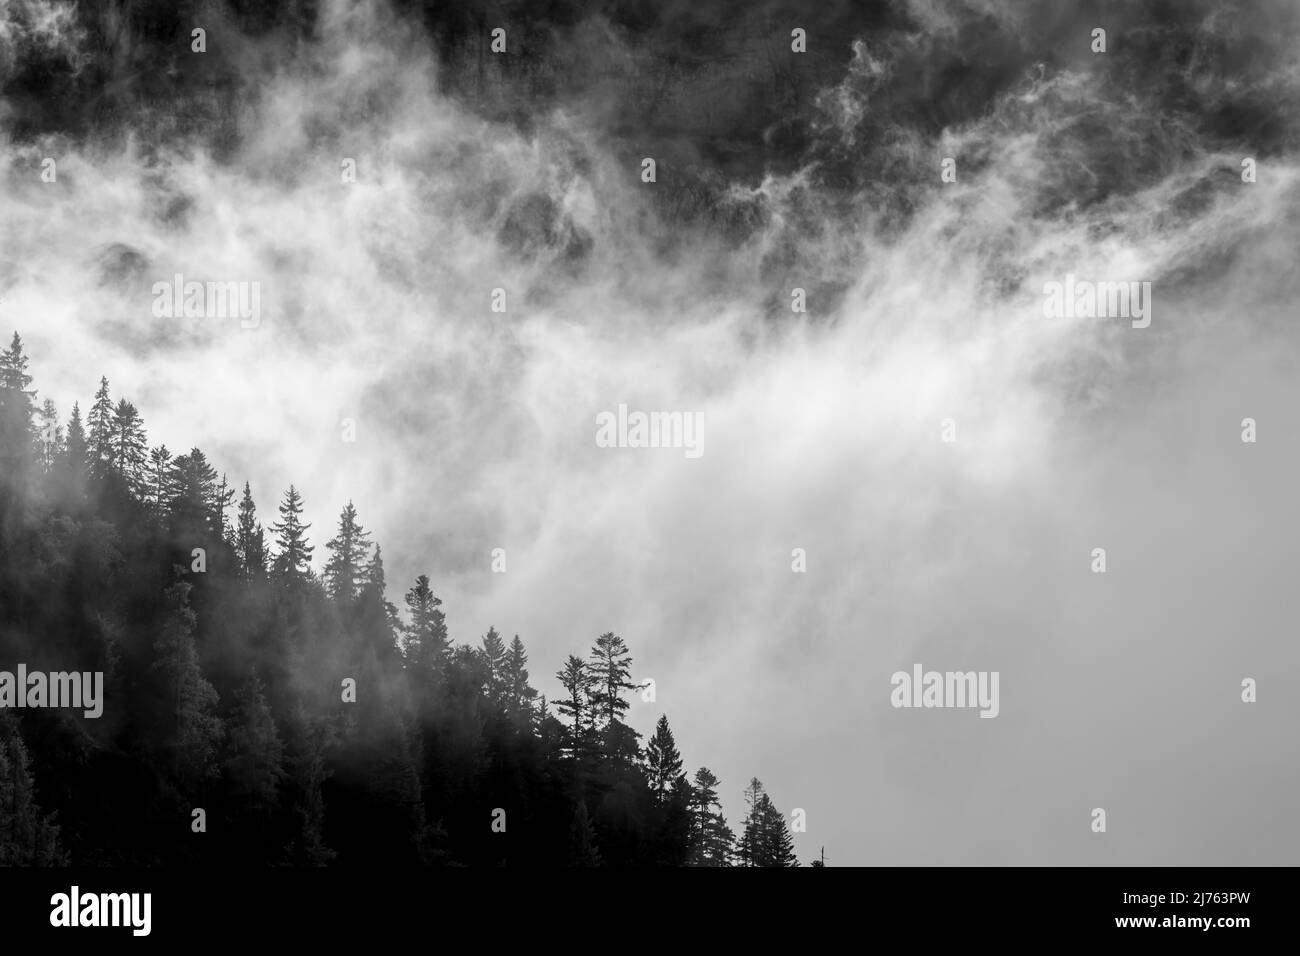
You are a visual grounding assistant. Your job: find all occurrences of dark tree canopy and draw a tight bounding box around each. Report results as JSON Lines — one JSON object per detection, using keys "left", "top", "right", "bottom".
{"left": 0, "top": 344, "right": 802, "bottom": 867}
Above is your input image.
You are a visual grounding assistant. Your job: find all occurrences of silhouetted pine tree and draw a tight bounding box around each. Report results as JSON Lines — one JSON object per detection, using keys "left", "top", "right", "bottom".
{"left": 688, "top": 767, "right": 734, "bottom": 866}
{"left": 587, "top": 631, "right": 636, "bottom": 728}
{"left": 271, "top": 485, "right": 314, "bottom": 584}
{"left": 554, "top": 655, "right": 593, "bottom": 767}
{"left": 235, "top": 482, "right": 267, "bottom": 578}
{"left": 85, "top": 376, "right": 113, "bottom": 478}
{"left": 214, "top": 473, "right": 235, "bottom": 542}
{"left": 401, "top": 574, "right": 449, "bottom": 673}
{"left": 323, "top": 501, "right": 371, "bottom": 600}
{"left": 503, "top": 635, "right": 537, "bottom": 726}
{"left": 737, "top": 777, "right": 765, "bottom": 867}
{"left": 147, "top": 445, "right": 173, "bottom": 515}
{"left": 758, "top": 793, "right": 799, "bottom": 867}
{"left": 737, "top": 780, "right": 798, "bottom": 868}
{"left": 587, "top": 632, "right": 641, "bottom": 769}
{"left": 364, "top": 545, "right": 398, "bottom": 626}
{"left": 0, "top": 334, "right": 36, "bottom": 423}
{"left": 110, "top": 398, "right": 147, "bottom": 494}
{"left": 646, "top": 715, "right": 684, "bottom": 802}
{"left": 0, "top": 333, "right": 36, "bottom": 479}
{"left": 480, "top": 626, "right": 507, "bottom": 703}
{"left": 169, "top": 449, "right": 221, "bottom": 536}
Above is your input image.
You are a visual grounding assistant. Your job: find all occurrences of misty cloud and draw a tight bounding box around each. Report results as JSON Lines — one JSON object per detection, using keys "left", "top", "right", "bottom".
{"left": 2, "top": 0, "right": 1297, "bottom": 864}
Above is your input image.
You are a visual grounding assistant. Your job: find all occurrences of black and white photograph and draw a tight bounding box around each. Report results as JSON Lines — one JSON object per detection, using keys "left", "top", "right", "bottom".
{"left": 0, "top": 0, "right": 1295, "bottom": 937}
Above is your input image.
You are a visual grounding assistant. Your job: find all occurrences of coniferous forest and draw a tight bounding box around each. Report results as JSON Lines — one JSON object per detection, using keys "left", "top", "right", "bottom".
{"left": 0, "top": 333, "right": 803, "bottom": 867}
{"left": 4, "top": 0, "right": 1297, "bottom": 903}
